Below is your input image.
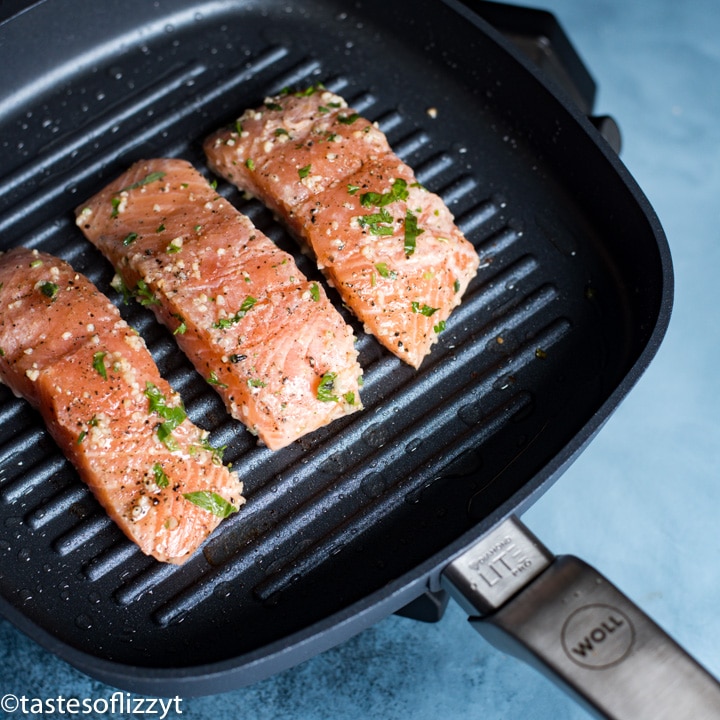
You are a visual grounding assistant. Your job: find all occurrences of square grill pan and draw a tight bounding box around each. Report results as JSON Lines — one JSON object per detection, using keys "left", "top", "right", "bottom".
{"left": 0, "top": 0, "right": 671, "bottom": 695}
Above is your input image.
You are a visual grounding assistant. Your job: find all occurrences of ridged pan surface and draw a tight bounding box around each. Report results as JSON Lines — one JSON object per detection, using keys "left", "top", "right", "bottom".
{"left": 0, "top": 0, "right": 670, "bottom": 691}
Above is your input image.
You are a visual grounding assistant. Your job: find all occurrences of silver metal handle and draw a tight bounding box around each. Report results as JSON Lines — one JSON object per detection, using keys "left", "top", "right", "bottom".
{"left": 442, "top": 516, "right": 720, "bottom": 719}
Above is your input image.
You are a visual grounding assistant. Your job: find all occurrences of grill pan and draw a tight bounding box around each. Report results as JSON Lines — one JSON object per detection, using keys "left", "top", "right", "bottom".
{"left": 1, "top": 0, "right": 715, "bottom": 715}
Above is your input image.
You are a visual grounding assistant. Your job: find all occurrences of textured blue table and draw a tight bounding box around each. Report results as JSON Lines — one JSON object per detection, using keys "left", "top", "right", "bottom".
{"left": 2, "top": 0, "right": 720, "bottom": 718}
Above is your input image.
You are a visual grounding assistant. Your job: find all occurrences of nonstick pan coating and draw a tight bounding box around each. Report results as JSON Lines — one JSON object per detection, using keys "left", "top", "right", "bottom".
{"left": 0, "top": 0, "right": 671, "bottom": 694}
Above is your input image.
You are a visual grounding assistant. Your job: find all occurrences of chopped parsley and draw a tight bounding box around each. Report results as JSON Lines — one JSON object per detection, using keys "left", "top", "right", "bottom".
{"left": 166, "top": 237, "right": 183, "bottom": 254}
{"left": 135, "top": 279, "right": 159, "bottom": 307}
{"left": 110, "top": 197, "right": 122, "bottom": 218}
{"left": 309, "top": 282, "right": 320, "bottom": 302}
{"left": 182, "top": 491, "right": 238, "bottom": 518}
{"left": 198, "top": 436, "right": 226, "bottom": 465}
{"left": 374, "top": 262, "right": 397, "bottom": 279}
{"left": 152, "top": 462, "right": 169, "bottom": 488}
{"left": 245, "top": 158, "right": 255, "bottom": 170}
{"left": 39, "top": 281, "right": 59, "bottom": 300}
{"left": 433, "top": 320, "right": 446, "bottom": 334}
{"left": 403, "top": 210, "right": 424, "bottom": 257}
{"left": 144, "top": 382, "right": 187, "bottom": 451}
{"left": 298, "top": 164, "right": 312, "bottom": 179}
{"left": 207, "top": 370, "right": 228, "bottom": 388}
{"left": 293, "top": 84, "right": 324, "bottom": 97}
{"left": 172, "top": 314, "right": 187, "bottom": 335}
{"left": 92, "top": 351, "right": 108, "bottom": 380}
{"left": 122, "top": 232, "right": 138, "bottom": 246}
{"left": 248, "top": 378, "right": 266, "bottom": 388}
{"left": 358, "top": 208, "right": 394, "bottom": 236}
{"left": 120, "top": 171, "right": 166, "bottom": 192}
{"left": 275, "top": 127, "right": 291, "bottom": 138}
{"left": 411, "top": 301, "right": 439, "bottom": 317}
{"left": 338, "top": 112, "right": 360, "bottom": 125}
{"left": 111, "top": 274, "right": 134, "bottom": 304}
{"left": 212, "top": 296, "right": 257, "bottom": 329}
{"left": 360, "top": 178, "right": 409, "bottom": 208}
{"left": 77, "top": 415, "right": 100, "bottom": 444}
{"left": 347, "top": 184, "right": 360, "bottom": 195}
{"left": 317, "top": 372, "right": 338, "bottom": 402}
{"left": 357, "top": 179, "right": 423, "bottom": 255}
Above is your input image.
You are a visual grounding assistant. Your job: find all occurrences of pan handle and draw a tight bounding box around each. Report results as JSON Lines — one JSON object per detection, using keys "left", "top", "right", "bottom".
{"left": 441, "top": 516, "right": 720, "bottom": 719}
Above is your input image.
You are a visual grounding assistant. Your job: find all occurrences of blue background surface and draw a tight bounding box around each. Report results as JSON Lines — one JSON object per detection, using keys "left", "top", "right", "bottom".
{"left": 2, "top": 0, "right": 720, "bottom": 717}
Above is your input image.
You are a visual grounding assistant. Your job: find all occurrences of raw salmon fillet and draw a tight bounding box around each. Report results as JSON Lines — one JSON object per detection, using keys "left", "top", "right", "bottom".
{"left": 204, "top": 86, "right": 480, "bottom": 368}
{"left": 75, "top": 158, "right": 362, "bottom": 450}
{"left": 0, "top": 247, "right": 244, "bottom": 564}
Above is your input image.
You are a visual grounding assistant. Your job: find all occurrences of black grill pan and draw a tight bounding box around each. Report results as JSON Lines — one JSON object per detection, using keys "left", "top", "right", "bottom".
{"left": 2, "top": 0, "right": 710, "bottom": 714}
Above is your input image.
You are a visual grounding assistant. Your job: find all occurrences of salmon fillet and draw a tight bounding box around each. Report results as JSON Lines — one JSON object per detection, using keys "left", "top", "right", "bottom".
{"left": 75, "top": 158, "right": 363, "bottom": 450}
{"left": 0, "top": 247, "right": 244, "bottom": 564}
{"left": 204, "top": 86, "right": 480, "bottom": 368}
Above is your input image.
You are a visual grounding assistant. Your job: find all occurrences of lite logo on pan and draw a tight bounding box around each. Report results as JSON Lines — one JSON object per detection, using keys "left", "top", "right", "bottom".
{"left": 468, "top": 535, "right": 533, "bottom": 587}
{"left": 561, "top": 603, "right": 636, "bottom": 669}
